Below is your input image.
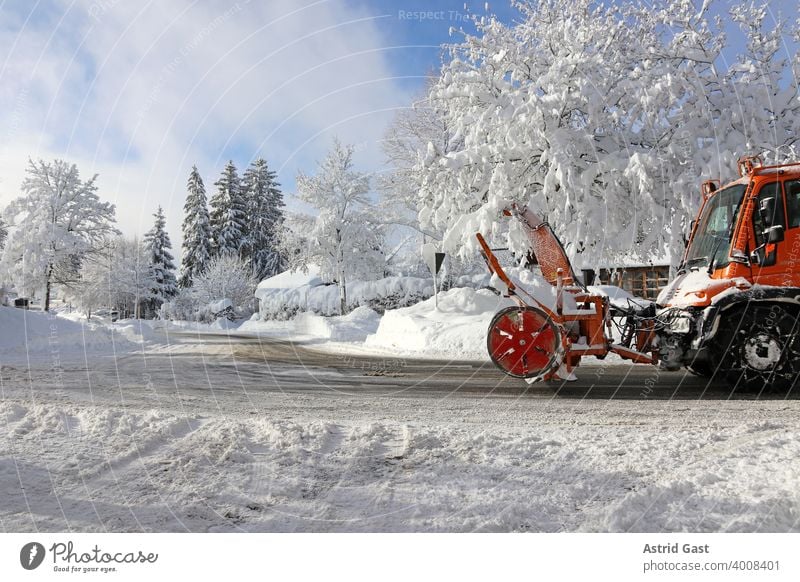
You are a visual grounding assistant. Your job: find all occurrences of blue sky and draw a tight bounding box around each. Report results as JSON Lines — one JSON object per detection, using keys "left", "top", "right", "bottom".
{"left": 0, "top": 0, "right": 796, "bottom": 250}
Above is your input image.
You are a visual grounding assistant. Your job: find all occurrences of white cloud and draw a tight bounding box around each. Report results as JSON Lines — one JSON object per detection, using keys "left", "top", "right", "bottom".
{"left": 0, "top": 0, "right": 415, "bottom": 251}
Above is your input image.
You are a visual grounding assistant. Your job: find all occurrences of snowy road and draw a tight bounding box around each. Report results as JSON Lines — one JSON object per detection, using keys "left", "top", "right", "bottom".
{"left": 1, "top": 331, "right": 799, "bottom": 533}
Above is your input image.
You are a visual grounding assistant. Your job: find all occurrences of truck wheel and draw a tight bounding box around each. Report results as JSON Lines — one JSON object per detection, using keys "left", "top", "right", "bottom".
{"left": 714, "top": 305, "right": 800, "bottom": 392}
{"left": 686, "top": 361, "right": 714, "bottom": 378}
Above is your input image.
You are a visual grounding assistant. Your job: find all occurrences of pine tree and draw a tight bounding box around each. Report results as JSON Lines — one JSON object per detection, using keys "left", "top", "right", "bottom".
{"left": 209, "top": 161, "right": 246, "bottom": 256}
{"left": 179, "top": 166, "right": 212, "bottom": 288}
{"left": 143, "top": 206, "right": 178, "bottom": 315}
{"left": 242, "top": 158, "right": 286, "bottom": 280}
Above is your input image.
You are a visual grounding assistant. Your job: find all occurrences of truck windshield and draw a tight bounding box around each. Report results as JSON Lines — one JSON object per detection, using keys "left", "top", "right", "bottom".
{"left": 684, "top": 183, "right": 747, "bottom": 269}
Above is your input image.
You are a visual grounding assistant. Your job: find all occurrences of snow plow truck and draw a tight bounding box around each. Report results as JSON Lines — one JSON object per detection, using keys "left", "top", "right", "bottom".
{"left": 477, "top": 155, "right": 800, "bottom": 391}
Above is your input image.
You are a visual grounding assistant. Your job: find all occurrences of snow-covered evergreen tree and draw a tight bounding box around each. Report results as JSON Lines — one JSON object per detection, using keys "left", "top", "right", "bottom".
{"left": 242, "top": 158, "right": 286, "bottom": 280}
{"left": 209, "top": 161, "right": 246, "bottom": 257}
{"left": 288, "top": 139, "right": 383, "bottom": 314}
{"left": 0, "top": 158, "right": 118, "bottom": 310}
{"left": 143, "top": 206, "right": 177, "bottom": 315}
{"left": 179, "top": 165, "right": 212, "bottom": 288}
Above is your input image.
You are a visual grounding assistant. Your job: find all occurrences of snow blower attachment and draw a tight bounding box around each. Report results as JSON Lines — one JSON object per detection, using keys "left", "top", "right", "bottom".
{"left": 478, "top": 156, "right": 800, "bottom": 391}
{"left": 477, "top": 204, "right": 657, "bottom": 383}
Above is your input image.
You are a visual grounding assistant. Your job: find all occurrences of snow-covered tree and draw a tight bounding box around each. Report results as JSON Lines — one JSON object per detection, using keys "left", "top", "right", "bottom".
{"left": 0, "top": 158, "right": 118, "bottom": 310}
{"left": 241, "top": 158, "right": 286, "bottom": 280}
{"left": 112, "top": 237, "right": 154, "bottom": 319}
{"left": 0, "top": 216, "right": 7, "bottom": 254}
{"left": 143, "top": 206, "right": 177, "bottom": 315}
{"left": 210, "top": 161, "right": 246, "bottom": 257}
{"left": 179, "top": 165, "right": 212, "bottom": 288}
{"left": 723, "top": 3, "right": 800, "bottom": 160}
{"left": 289, "top": 139, "right": 383, "bottom": 314}
{"left": 379, "top": 81, "right": 456, "bottom": 240}
{"left": 65, "top": 236, "right": 153, "bottom": 319}
{"left": 65, "top": 239, "right": 115, "bottom": 318}
{"left": 413, "top": 0, "right": 800, "bottom": 270}
{"left": 192, "top": 253, "right": 258, "bottom": 314}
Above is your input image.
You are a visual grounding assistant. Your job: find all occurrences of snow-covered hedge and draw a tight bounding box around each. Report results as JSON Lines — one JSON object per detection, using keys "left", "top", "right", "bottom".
{"left": 255, "top": 275, "right": 435, "bottom": 319}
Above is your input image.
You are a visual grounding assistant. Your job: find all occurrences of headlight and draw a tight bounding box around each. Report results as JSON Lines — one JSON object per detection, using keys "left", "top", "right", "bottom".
{"left": 668, "top": 315, "right": 692, "bottom": 334}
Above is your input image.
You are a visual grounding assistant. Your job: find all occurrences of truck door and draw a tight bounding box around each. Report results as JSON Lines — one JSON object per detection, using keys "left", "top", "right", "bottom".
{"left": 780, "top": 178, "right": 800, "bottom": 287}
{"left": 751, "top": 180, "right": 787, "bottom": 285}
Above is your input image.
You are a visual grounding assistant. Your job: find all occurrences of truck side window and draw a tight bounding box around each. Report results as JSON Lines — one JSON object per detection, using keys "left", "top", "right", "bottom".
{"left": 786, "top": 179, "right": 800, "bottom": 229}
{"left": 752, "top": 182, "right": 784, "bottom": 247}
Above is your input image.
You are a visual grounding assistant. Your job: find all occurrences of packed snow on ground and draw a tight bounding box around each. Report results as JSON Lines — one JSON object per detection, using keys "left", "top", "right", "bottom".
{"left": 1, "top": 359, "right": 799, "bottom": 533}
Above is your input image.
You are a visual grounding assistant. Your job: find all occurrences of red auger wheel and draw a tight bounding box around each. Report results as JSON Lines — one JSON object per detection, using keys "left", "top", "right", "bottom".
{"left": 487, "top": 306, "right": 562, "bottom": 379}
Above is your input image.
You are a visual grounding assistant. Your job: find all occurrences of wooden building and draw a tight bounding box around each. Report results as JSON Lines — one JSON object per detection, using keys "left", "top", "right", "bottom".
{"left": 582, "top": 264, "right": 670, "bottom": 301}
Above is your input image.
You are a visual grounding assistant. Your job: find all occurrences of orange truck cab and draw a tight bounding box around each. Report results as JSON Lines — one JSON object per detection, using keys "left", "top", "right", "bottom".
{"left": 657, "top": 156, "right": 800, "bottom": 389}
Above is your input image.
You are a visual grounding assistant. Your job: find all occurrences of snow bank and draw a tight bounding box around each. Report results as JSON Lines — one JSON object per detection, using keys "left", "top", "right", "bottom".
{"left": 294, "top": 306, "right": 381, "bottom": 342}
{"left": 256, "top": 274, "right": 433, "bottom": 319}
{"left": 366, "top": 288, "right": 514, "bottom": 359}
{"left": 236, "top": 307, "right": 381, "bottom": 343}
{"left": 0, "top": 306, "right": 140, "bottom": 359}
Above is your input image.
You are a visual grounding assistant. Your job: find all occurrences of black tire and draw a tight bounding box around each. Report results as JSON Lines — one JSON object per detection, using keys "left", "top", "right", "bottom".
{"left": 712, "top": 304, "right": 800, "bottom": 393}
{"left": 686, "top": 361, "right": 714, "bottom": 378}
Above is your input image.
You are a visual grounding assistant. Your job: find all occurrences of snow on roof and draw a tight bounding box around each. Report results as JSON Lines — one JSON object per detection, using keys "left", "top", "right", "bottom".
{"left": 256, "top": 265, "right": 323, "bottom": 291}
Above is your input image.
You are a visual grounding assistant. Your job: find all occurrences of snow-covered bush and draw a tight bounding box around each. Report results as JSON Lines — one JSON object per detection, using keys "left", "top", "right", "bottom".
{"left": 256, "top": 275, "right": 434, "bottom": 320}
{"left": 196, "top": 298, "right": 235, "bottom": 322}
{"left": 160, "top": 288, "right": 199, "bottom": 322}
{"left": 191, "top": 253, "right": 258, "bottom": 318}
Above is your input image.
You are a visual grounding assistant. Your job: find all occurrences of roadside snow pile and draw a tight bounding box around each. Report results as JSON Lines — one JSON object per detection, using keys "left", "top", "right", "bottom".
{"left": 0, "top": 306, "right": 139, "bottom": 359}
{"left": 366, "top": 288, "right": 514, "bottom": 359}
{"left": 237, "top": 306, "right": 381, "bottom": 342}
{"left": 256, "top": 270, "right": 433, "bottom": 319}
{"left": 294, "top": 306, "right": 381, "bottom": 342}
{"left": 110, "top": 319, "right": 161, "bottom": 345}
